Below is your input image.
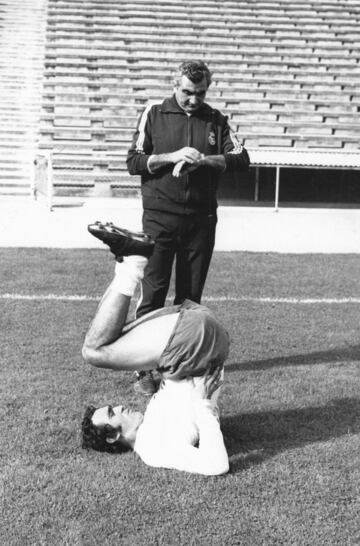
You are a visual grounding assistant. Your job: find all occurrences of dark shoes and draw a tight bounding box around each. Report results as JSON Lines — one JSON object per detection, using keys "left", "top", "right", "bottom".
{"left": 88, "top": 221, "right": 154, "bottom": 260}
{"left": 134, "top": 371, "right": 157, "bottom": 396}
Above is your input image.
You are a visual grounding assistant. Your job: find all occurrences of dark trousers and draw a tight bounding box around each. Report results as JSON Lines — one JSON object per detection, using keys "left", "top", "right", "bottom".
{"left": 136, "top": 209, "right": 217, "bottom": 318}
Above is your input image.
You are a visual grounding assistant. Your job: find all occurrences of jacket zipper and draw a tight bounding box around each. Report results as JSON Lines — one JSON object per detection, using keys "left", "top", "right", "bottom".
{"left": 185, "top": 115, "right": 191, "bottom": 204}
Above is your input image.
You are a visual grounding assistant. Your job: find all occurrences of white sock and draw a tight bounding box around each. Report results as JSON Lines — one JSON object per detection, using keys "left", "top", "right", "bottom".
{"left": 112, "top": 256, "right": 148, "bottom": 297}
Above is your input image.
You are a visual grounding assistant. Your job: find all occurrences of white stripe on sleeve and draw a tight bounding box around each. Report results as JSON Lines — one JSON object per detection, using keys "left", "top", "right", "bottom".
{"left": 135, "top": 102, "right": 155, "bottom": 152}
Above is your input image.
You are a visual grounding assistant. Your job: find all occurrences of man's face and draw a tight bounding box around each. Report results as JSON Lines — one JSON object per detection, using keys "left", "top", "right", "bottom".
{"left": 91, "top": 405, "right": 143, "bottom": 446}
{"left": 175, "top": 75, "right": 209, "bottom": 114}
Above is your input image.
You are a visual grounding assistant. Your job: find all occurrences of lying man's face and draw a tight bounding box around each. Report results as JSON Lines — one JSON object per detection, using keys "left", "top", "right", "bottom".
{"left": 92, "top": 405, "right": 144, "bottom": 447}
{"left": 81, "top": 404, "right": 143, "bottom": 452}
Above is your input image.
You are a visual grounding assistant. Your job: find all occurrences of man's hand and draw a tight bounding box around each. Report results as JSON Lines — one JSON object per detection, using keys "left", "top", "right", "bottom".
{"left": 147, "top": 148, "right": 203, "bottom": 174}
{"left": 172, "top": 154, "right": 226, "bottom": 178}
{"left": 172, "top": 160, "right": 197, "bottom": 178}
{"left": 193, "top": 366, "right": 224, "bottom": 400}
{"left": 172, "top": 155, "right": 205, "bottom": 178}
{"left": 170, "top": 147, "right": 203, "bottom": 165}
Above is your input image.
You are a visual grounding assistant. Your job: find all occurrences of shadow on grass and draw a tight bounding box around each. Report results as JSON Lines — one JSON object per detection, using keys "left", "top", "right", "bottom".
{"left": 226, "top": 344, "right": 360, "bottom": 372}
{"left": 222, "top": 397, "right": 360, "bottom": 474}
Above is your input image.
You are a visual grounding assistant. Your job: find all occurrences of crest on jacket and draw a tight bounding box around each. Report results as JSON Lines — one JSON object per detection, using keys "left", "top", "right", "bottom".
{"left": 208, "top": 131, "right": 216, "bottom": 146}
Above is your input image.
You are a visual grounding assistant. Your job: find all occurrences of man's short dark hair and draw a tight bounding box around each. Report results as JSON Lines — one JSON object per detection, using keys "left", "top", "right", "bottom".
{"left": 178, "top": 60, "right": 212, "bottom": 87}
{"left": 81, "top": 405, "right": 130, "bottom": 454}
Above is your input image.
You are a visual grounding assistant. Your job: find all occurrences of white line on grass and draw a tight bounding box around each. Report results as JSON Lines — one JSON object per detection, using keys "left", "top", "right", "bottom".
{"left": 2, "top": 293, "right": 360, "bottom": 304}
{"left": 0, "top": 293, "right": 99, "bottom": 301}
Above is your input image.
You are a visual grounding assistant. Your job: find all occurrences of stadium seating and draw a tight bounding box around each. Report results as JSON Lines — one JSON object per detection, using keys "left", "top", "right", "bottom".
{"left": 0, "top": 0, "right": 48, "bottom": 195}
{"left": 2, "top": 0, "right": 360, "bottom": 198}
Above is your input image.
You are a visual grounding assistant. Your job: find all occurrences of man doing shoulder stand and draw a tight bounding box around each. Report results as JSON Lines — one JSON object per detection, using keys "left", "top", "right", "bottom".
{"left": 82, "top": 222, "right": 230, "bottom": 476}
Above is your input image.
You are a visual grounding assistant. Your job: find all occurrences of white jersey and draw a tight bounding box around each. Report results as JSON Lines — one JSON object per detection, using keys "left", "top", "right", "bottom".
{"left": 134, "top": 376, "right": 229, "bottom": 475}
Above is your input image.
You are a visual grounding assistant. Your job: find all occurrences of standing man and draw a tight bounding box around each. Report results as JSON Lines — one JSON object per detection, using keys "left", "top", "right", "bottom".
{"left": 126, "top": 59, "right": 249, "bottom": 394}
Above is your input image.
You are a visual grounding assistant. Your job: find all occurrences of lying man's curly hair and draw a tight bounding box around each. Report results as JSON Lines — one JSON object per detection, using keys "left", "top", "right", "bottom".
{"left": 81, "top": 405, "right": 130, "bottom": 454}
{"left": 177, "top": 60, "right": 212, "bottom": 87}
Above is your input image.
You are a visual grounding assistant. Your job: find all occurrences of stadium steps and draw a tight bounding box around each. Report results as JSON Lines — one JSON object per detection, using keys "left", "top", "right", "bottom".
{"left": 0, "top": 0, "right": 47, "bottom": 196}
{"left": 34, "top": 0, "right": 360, "bottom": 198}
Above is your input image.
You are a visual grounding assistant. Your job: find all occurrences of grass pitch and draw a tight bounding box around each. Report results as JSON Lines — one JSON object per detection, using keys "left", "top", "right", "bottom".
{"left": 1, "top": 249, "right": 360, "bottom": 545}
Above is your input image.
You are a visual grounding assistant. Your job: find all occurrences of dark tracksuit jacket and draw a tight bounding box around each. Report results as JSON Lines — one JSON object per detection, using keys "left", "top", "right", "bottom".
{"left": 126, "top": 94, "right": 250, "bottom": 316}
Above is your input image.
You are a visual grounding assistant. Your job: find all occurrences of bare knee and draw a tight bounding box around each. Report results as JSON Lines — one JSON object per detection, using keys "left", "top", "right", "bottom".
{"left": 82, "top": 339, "right": 124, "bottom": 370}
{"left": 82, "top": 342, "right": 103, "bottom": 368}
